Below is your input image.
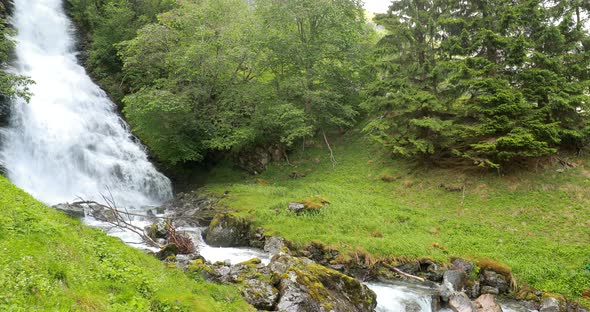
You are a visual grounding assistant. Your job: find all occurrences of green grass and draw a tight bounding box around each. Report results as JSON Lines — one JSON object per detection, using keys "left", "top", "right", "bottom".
{"left": 202, "top": 132, "right": 590, "bottom": 301}
{"left": 0, "top": 176, "right": 253, "bottom": 311}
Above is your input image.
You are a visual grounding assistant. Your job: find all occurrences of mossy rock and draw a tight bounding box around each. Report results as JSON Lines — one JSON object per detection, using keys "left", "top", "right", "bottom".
{"left": 205, "top": 213, "right": 251, "bottom": 247}
{"left": 270, "top": 254, "right": 377, "bottom": 312}
{"left": 289, "top": 195, "right": 331, "bottom": 215}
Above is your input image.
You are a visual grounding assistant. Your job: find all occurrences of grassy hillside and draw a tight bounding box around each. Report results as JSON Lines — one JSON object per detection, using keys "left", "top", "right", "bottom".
{"left": 0, "top": 176, "right": 253, "bottom": 311}
{"left": 201, "top": 132, "right": 590, "bottom": 302}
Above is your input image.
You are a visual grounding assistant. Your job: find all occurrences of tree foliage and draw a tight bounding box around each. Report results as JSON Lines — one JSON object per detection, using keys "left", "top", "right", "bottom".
{"left": 115, "top": 0, "right": 371, "bottom": 165}
{"left": 364, "top": 0, "right": 590, "bottom": 168}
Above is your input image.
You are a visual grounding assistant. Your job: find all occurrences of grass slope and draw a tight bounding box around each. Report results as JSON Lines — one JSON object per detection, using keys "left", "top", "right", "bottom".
{"left": 202, "top": 133, "right": 590, "bottom": 301}
{"left": 0, "top": 176, "right": 253, "bottom": 311}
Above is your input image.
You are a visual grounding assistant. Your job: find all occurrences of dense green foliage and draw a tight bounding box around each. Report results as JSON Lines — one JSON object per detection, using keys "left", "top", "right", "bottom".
{"left": 364, "top": 0, "right": 590, "bottom": 168}
{"left": 0, "top": 176, "right": 253, "bottom": 311}
{"left": 68, "top": 0, "right": 373, "bottom": 165}
{"left": 69, "top": 0, "right": 590, "bottom": 169}
{"left": 200, "top": 135, "right": 590, "bottom": 302}
{"left": 0, "top": 5, "right": 31, "bottom": 103}
{"left": 66, "top": 0, "right": 173, "bottom": 100}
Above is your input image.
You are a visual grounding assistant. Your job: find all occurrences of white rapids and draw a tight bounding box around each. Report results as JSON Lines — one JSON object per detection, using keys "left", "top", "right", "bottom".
{"left": 0, "top": 0, "right": 172, "bottom": 208}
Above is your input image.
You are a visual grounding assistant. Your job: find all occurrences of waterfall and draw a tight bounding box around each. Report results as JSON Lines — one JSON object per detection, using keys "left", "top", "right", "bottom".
{"left": 0, "top": 0, "right": 172, "bottom": 208}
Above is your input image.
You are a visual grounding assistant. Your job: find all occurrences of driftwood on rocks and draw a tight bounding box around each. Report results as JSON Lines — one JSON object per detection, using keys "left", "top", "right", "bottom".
{"left": 69, "top": 199, "right": 163, "bottom": 249}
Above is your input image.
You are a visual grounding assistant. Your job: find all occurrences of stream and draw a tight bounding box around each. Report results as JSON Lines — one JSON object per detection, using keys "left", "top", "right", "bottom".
{"left": 0, "top": 0, "right": 536, "bottom": 311}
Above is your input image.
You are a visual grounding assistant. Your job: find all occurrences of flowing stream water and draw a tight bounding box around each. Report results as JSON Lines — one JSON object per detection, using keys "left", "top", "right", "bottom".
{"left": 0, "top": 0, "right": 537, "bottom": 311}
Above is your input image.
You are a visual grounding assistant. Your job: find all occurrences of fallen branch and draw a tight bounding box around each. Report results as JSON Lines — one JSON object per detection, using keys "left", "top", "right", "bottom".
{"left": 556, "top": 157, "right": 576, "bottom": 168}
{"left": 70, "top": 199, "right": 162, "bottom": 249}
{"left": 383, "top": 263, "right": 425, "bottom": 282}
{"left": 322, "top": 128, "right": 337, "bottom": 168}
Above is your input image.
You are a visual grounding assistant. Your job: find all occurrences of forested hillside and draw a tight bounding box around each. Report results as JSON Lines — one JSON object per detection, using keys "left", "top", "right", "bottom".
{"left": 65, "top": 0, "right": 590, "bottom": 171}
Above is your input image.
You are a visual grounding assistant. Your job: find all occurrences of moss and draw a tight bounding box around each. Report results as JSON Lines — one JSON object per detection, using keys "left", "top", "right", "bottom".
{"left": 295, "top": 195, "right": 331, "bottom": 212}
{"left": 477, "top": 258, "right": 512, "bottom": 277}
{"left": 238, "top": 258, "right": 262, "bottom": 267}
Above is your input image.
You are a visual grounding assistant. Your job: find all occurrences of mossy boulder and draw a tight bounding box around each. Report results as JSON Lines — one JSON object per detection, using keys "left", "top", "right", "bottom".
{"left": 157, "top": 243, "right": 179, "bottom": 260}
{"left": 241, "top": 278, "right": 279, "bottom": 311}
{"left": 289, "top": 195, "right": 331, "bottom": 215}
{"left": 205, "top": 213, "right": 251, "bottom": 247}
{"left": 269, "top": 254, "right": 377, "bottom": 312}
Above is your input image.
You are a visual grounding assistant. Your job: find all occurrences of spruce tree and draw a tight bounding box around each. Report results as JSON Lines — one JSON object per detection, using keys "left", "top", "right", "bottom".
{"left": 365, "top": 0, "right": 590, "bottom": 168}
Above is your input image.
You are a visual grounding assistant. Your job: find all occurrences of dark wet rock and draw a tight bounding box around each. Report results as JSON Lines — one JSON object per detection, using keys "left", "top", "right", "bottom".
{"left": 52, "top": 203, "right": 85, "bottom": 219}
{"left": 421, "top": 259, "right": 444, "bottom": 282}
{"left": 567, "top": 302, "right": 589, "bottom": 312}
{"left": 452, "top": 258, "right": 475, "bottom": 274}
{"left": 480, "top": 269, "right": 509, "bottom": 294}
{"left": 248, "top": 228, "right": 266, "bottom": 249}
{"left": 145, "top": 220, "right": 168, "bottom": 240}
{"left": 205, "top": 213, "right": 251, "bottom": 247}
{"left": 540, "top": 296, "right": 562, "bottom": 312}
{"left": 299, "top": 241, "right": 339, "bottom": 266}
{"left": 156, "top": 243, "right": 179, "bottom": 260}
{"left": 480, "top": 286, "right": 499, "bottom": 295}
{"left": 466, "top": 281, "right": 481, "bottom": 298}
{"left": 235, "top": 145, "right": 284, "bottom": 174}
{"left": 396, "top": 262, "right": 421, "bottom": 276}
{"left": 444, "top": 270, "right": 467, "bottom": 292}
{"left": 448, "top": 292, "right": 476, "bottom": 312}
{"left": 474, "top": 294, "right": 502, "bottom": 312}
{"left": 160, "top": 190, "right": 218, "bottom": 227}
{"left": 264, "top": 236, "right": 285, "bottom": 256}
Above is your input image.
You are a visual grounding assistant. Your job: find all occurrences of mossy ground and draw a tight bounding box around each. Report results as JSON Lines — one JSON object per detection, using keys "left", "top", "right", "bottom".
{"left": 199, "top": 132, "right": 590, "bottom": 302}
{"left": 0, "top": 176, "right": 253, "bottom": 311}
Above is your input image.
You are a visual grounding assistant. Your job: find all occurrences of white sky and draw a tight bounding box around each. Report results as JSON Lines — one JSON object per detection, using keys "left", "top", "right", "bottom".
{"left": 363, "top": 0, "right": 391, "bottom": 13}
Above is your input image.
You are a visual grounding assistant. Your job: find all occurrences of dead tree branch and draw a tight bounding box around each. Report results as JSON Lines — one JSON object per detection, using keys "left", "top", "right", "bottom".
{"left": 322, "top": 128, "right": 337, "bottom": 168}
{"left": 70, "top": 199, "right": 162, "bottom": 249}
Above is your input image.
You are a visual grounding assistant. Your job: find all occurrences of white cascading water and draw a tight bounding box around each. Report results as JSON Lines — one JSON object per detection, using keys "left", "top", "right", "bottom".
{"left": 0, "top": 0, "right": 172, "bottom": 209}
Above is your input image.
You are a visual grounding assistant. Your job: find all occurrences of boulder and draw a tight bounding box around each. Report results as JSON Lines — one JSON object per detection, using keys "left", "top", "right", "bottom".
{"left": 145, "top": 220, "right": 168, "bottom": 241}
{"left": 439, "top": 281, "right": 455, "bottom": 302}
{"left": 288, "top": 202, "right": 305, "bottom": 214}
{"left": 444, "top": 270, "right": 467, "bottom": 292}
{"left": 449, "top": 292, "right": 476, "bottom": 312}
{"left": 160, "top": 191, "right": 218, "bottom": 227}
{"left": 52, "top": 203, "right": 85, "bottom": 219}
{"left": 156, "top": 244, "right": 179, "bottom": 260}
{"left": 235, "top": 146, "right": 272, "bottom": 174}
{"left": 481, "top": 286, "right": 499, "bottom": 295}
{"left": 540, "top": 296, "right": 561, "bottom": 312}
{"left": 452, "top": 258, "right": 475, "bottom": 274}
{"left": 270, "top": 254, "right": 377, "bottom": 312}
{"left": 241, "top": 278, "right": 279, "bottom": 310}
{"left": 421, "top": 259, "right": 444, "bottom": 282}
{"left": 474, "top": 294, "right": 502, "bottom": 312}
{"left": 205, "top": 213, "right": 251, "bottom": 247}
{"left": 480, "top": 270, "right": 509, "bottom": 293}
{"left": 264, "top": 236, "right": 285, "bottom": 256}
{"left": 466, "top": 281, "right": 481, "bottom": 298}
